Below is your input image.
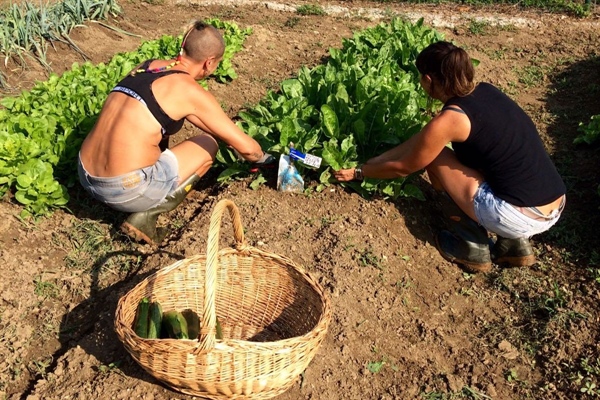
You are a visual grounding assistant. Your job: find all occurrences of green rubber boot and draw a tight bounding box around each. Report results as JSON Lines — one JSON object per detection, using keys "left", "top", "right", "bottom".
{"left": 492, "top": 236, "right": 536, "bottom": 267}
{"left": 434, "top": 193, "right": 492, "bottom": 273}
{"left": 120, "top": 174, "right": 201, "bottom": 245}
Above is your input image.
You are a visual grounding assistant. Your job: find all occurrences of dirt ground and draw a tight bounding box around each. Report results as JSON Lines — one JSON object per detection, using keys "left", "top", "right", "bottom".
{"left": 1, "top": 0, "right": 600, "bottom": 399}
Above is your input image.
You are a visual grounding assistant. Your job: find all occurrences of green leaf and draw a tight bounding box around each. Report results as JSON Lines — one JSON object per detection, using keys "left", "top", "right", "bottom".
{"left": 249, "top": 174, "right": 267, "bottom": 190}
{"left": 217, "top": 167, "right": 245, "bottom": 182}
{"left": 321, "top": 104, "right": 339, "bottom": 139}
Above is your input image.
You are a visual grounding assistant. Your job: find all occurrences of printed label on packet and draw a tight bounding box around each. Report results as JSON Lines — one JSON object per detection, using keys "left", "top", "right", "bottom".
{"left": 289, "top": 148, "right": 322, "bottom": 169}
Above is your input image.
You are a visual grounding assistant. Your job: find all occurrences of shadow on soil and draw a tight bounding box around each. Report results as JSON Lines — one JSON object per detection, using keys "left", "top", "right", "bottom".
{"left": 541, "top": 54, "right": 600, "bottom": 261}
{"left": 49, "top": 248, "right": 192, "bottom": 393}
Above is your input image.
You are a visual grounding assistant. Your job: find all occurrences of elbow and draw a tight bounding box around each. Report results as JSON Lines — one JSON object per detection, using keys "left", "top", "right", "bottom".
{"left": 239, "top": 144, "right": 263, "bottom": 162}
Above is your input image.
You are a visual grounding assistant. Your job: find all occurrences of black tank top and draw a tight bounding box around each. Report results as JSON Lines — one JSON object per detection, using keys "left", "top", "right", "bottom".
{"left": 112, "top": 60, "right": 187, "bottom": 137}
{"left": 445, "top": 83, "right": 566, "bottom": 207}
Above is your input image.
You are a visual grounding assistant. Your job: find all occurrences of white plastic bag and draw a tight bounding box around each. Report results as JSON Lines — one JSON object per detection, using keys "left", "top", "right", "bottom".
{"left": 277, "top": 154, "right": 304, "bottom": 193}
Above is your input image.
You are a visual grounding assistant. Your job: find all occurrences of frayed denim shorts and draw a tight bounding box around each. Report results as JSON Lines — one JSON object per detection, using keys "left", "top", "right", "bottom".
{"left": 78, "top": 150, "right": 179, "bottom": 213}
{"left": 473, "top": 182, "right": 564, "bottom": 239}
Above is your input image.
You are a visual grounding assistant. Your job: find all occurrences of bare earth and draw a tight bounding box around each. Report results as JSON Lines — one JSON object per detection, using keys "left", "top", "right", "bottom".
{"left": 1, "top": 1, "right": 600, "bottom": 399}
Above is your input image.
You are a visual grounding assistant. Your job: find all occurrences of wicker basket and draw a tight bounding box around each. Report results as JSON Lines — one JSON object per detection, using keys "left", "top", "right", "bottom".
{"left": 114, "top": 199, "right": 331, "bottom": 399}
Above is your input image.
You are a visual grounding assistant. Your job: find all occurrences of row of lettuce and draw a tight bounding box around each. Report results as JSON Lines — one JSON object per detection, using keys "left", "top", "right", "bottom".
{"left": 0, "top": 18, "right": 442, "bottom": 218}
{"left": 0, "top": 18, "right": 251, "bottom": 218}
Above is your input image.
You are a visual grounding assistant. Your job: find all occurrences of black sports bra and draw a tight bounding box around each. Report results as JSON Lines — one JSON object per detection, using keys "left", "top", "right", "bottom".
{"left": 112, "top": 60, "right": 187, "bottom": 138}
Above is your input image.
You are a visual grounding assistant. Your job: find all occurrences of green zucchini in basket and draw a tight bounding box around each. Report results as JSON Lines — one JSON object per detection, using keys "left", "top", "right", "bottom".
{"left": 162, "top": 310, "right": 189, "bottom": 339}
{"left": 147, "top": 301, "right": 163, "bottom": 339}
{"left": 173, "top": 309, "right": 225, "bottom": 340}
{"left": 216, "top": 316, "right": 223, "bottom": 340}
{"left": 181, "top": 309, "right": 200, "bottom": 339}
{"left": 133, "top": 298, "right": 151, "bottom": 338}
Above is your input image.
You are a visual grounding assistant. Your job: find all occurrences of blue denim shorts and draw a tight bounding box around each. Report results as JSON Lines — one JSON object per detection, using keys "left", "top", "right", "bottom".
{"left": 473, "top": 182, "right": 564, "bottom": 239}
{"left": 78, "top": 150, "right": 179, "bottom": 213}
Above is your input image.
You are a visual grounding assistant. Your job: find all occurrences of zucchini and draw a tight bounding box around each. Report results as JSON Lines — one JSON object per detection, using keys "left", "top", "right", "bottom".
{"left": 181, "top": 309, "right": 200, "bottom": 339}
{"left": 216, "top": 316, "right": 223, "bottom": 340}
{"left": 147, "top": 301, "right": 163, "bottom": 339}
{"left": 133, "top": 297, "right": 150, "bottom": 338}
{"left": 162, "top": 310, "right": 189, "bottom": 339}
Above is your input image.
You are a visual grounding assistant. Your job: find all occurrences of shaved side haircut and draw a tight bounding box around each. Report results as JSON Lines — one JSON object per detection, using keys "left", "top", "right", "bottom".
{"left": 182, "top": 20, "right": 225, "bottom": 61}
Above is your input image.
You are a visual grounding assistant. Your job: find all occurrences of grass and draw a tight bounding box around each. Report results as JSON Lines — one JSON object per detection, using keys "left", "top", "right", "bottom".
{"left": 516, "top": 65, "right": 547, "bottom": 88}
{"left": 421, "top": 386, "right": 493, "bottom": 399}
{"left": 296, "top": 4, "right": 326, "bottom": 16}
{"left": 372, "top": 0, "right": 594, "bottom": 17}
{"left": 467, "top": 19, "right": 491, "bottom": 35}
{"left": 33, "top": 275, "right": 60, "bottom": 299}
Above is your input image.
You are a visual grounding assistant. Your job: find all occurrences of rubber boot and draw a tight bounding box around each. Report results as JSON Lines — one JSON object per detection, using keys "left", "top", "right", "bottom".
{"left": 492, "top": 236, "right": 536, "bottom": 267}
{"left": 120, "top": 174, "right": 201, "bottom": 245}
{"left": 434, "top": 193, "right": 492, "bottom": 273}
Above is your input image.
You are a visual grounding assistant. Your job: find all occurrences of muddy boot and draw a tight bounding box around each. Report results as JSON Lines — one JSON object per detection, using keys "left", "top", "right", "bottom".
{"left": 120, "top": 174, "right": 201, "bottom": 245}
{"left": 434, "top": 193, "right": 492, "bottom": 273}
{"left": 492, "top": 236, "right": 536, "bottom": 267}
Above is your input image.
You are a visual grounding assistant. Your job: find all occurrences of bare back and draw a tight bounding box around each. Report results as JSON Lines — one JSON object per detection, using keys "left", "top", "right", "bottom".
{"left": 80, "top": 62, "right": 196, "bottom": 177}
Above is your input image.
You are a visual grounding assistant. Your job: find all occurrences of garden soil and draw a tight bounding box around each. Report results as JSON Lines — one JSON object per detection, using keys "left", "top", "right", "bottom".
{"left": 1, "top": 1, "right": 600, "bottom": 399}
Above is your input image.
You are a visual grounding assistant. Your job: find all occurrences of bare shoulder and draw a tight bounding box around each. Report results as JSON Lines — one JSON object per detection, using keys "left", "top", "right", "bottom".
{"left": 428, "top": 108, "right": 471, "bottom": 142}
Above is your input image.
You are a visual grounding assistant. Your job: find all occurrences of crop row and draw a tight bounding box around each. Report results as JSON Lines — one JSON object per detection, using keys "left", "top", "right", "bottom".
{"left": 233, "top": 18, "right": 444, "bottom": 199}
{"left": 0, "top": 0, "right": 123, "bottom": 88}
{"left": 0, "top": 19, "right": 251, "bottom": 218}
{"left": 0, "top": 18, "right": 444, "bottom": 218}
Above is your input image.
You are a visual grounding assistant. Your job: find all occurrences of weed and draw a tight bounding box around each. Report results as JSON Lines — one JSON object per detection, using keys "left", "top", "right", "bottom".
{"left": 54, "top": 219, "right": 141, "bottom": 274}
{"left": 498, "top": 23, "right": 517, "bottom": 32}
{"left": 395, "top": 277, "right": 414, "bottom": 306}
{"left": 421, "top": 386, "right": 492, "bottom": 399}
{"left": 359, "top": 247, "right": 383, "bottom": 269}
{"left": 467, "top": 19, "right": 490, "bottom": 35}
{"left": 367, "top": 346, "right": 399, "bottom": 373}
{"left": 569, "top": 357, "right": 600, "bottom": 396}
{"left": 486, "top": 47, "right": 507, "bottom": 61}
{"left": 33, "top": 276, "right": 59, "bottom": 299}
{"left": 28, "top": 356, "right": 53, "bottom": 379}
{"left": 516, "top": 65, "right": 546, "bottom": 88}
{"left": 98, "top": 361, "right": 124, "bottom": 375}
{"left": 284, "top": 16, "right": 300, "bottom": 28}
{"left": 506, "top": 368, "right": 530, "bottom": 388}
{"left": 296, "top": 4, "right": 325, "bottom": 16}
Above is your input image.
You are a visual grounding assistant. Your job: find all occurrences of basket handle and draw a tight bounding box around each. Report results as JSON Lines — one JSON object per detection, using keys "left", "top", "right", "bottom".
{"left": 196, "top": 199, "right": 246, "bottom": 353}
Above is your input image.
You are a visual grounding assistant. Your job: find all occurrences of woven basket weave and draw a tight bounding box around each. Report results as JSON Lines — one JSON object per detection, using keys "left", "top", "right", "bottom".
{"left": 114, "top": 199, "right": 331, "bottom": 399}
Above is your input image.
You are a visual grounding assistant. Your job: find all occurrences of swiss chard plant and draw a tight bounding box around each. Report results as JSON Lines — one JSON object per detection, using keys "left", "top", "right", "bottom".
{"left": 230, "top": 18, "right": 444, "bottom": 200}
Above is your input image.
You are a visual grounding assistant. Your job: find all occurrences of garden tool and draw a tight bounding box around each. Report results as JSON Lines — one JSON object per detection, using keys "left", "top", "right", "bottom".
{"left": 492, "top": 236, "right": 536, "bottom": 267}
{"left": 120, "top": 173, "right": 201, "bottom": 245}
{"left": 434, "top": 192, "right": 492, "bottom": 273}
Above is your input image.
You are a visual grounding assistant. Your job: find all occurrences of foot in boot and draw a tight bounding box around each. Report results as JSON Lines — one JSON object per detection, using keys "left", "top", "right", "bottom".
{"left": 492, "top": 236, "right": 536, "bottom": 267}
{"left": 120, "top": 212, "right": 168, "bottom": 246}
{"left": 435, "top": 230, "right": 492, "bottom": 273}
{"left": 120, "top": 174, "right": 201, "bottom": 245}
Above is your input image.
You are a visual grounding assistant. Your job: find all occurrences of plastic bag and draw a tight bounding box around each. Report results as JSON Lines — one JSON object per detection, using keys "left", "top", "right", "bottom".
{"left": 277, "top": 154, "right": 304, "bottom": 193}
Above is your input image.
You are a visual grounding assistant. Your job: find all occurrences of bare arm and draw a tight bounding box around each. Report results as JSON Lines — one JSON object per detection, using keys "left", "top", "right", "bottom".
{"left": 333, "top": 109, "right": 471, "bottom": 181}
{"left": 185, "top": 86, "right": 264, "bottom": 162}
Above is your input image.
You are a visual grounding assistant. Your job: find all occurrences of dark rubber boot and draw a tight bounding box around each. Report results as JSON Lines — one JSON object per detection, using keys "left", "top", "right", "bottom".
{"left": 434, "top": 193, "right": 492, "bottom": 273}
{"left": 492, "top": 236, "right": 536, "bottom": 267}
{"left": 120, "top": 174, "right": 201, "bottom": 245}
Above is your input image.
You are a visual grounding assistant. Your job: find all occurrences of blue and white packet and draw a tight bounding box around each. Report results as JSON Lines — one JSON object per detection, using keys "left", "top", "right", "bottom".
{"left": 277, "top": 155, "right": 304, "bottom": 193}
{"left": 289, "top": 148, "right": 322, "bottom": 169}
